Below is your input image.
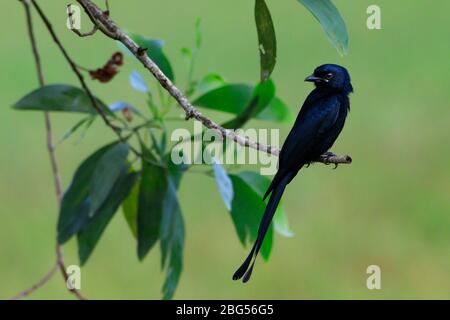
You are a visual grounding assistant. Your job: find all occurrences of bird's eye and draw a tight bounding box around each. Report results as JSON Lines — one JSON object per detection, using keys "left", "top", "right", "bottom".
{"left": 325, "top": 73, "right": 334, "bottom": 80}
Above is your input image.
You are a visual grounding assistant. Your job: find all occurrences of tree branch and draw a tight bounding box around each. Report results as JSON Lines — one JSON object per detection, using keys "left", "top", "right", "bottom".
{"left": 74, "top": 0, "right": 352, "bottom": 165}
{"left": 30, "top": 0, "right": 165, "bottom": 170}
{"left": 31, "top": 0, "right": 116, "bottom": 132}
{"left": 10, "top": 261, "right": 59, "bottom": 300}
{"left": 11, "top": 0, "right": 86, "bottom": 300}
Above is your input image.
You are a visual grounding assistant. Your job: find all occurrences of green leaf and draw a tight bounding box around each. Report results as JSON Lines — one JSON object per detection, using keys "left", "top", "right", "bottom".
{"left": 149, "top": 129, "right": 166, "bottom": 157}
{"left": 89, "top": 143, "right": 130, "bottom": 217}
{"left": 74, "top": 116, "right": 97, "bottom": 144}
{"left": 235, "top": 171, "right": 293, "bottom": 238}
{"left": 255, "top": 0, "right": 277, "bottom": 81}
{"left": 160, "top": 167, "right": 185, "bottom": 300}
{"left": 137, "top": 149, "right": 168, "bottom": 260}
{"left": 13, "top": 84, "right": 110, "bottom": 114}
{"left": 193, "top": 82, "right": 290, "bottom": 123}
{"left": 252, "top": 78, "right": 277, "bottom": 115}
{"left": 59, "top": 116, "right": 95, "bottom": 143}
{"left": 181, "top": 47, "right": 192, "bottom": 62}
{"left": 167, "top": 156, "right": 188, "bottom": 189}
{"left": 122, "top": 178, "right": 140, "bottom": 238}
{"left": 77, "top": 171, "right": 138, "bottom": 265}
{"left": 212, "top": 158, "right": 234, "bottom": 211}
{"left": 258, "top": 96, "right": 293, "bottom": 124}
{"left": 273, "top": 206, "right": 294, "bottom": 238}
{"left": 223, "top": 79, "right": 276, "bottom": 129}
{"left": 194, "top": 84, "right": 253, "bottom": 114}
{"left": 57, "top": 142, "right": 120, "bottom": 244}
{"left": 196, "top": 74, "right": 226, "bottom": 96}
{"left": 229, "top": 174, "right": 273, "bottom": 260}
{"left": 298, "top": 0, "right": 349, "bottom": 55}
{"left": 120, "top": 33, "right": 175, "bottom": 81}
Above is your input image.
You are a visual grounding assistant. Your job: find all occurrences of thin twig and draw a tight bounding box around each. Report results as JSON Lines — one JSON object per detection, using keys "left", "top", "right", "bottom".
{"left": 10, "top": 262, "right": 59, "bottom": 300}
{"left": 30, "top": 0, "right": 158, "bottom": 169}
{"left": 11, "top": 0, "right": 86, "bottom": 300}
{"left": 75, "top": 0, "right": 352, "bottom": 165}
{"left": 31, "top": 0, "right": 115, "bottom": 131}
{"left": 105, "top": 0, "right": 110, "bottom": 14}
{"left": 55, "top": 245, "right": 86, "bottom": 300}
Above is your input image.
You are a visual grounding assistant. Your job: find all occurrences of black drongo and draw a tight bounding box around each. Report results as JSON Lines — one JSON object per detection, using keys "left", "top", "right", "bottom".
{"left": 233, "top": 64, "right": 353, "bottom": 282}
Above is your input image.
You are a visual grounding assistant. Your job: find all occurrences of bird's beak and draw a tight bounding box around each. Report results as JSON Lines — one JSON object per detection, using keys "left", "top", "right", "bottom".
{"left": 305, "top": 75, "right": 324, "bottom": 83}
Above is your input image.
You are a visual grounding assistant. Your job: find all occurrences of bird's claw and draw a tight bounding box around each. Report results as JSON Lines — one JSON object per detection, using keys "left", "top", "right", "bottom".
{"left": 320, "top": 152, "right": 339, "bottom": 169}
{"left": 321, "top": 152, "right": 335, "bottom": 163}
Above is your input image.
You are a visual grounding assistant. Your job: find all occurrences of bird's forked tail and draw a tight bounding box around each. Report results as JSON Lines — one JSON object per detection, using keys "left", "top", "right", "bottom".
{"left": 232, "top": 174, "right": 291, "bottom": 283}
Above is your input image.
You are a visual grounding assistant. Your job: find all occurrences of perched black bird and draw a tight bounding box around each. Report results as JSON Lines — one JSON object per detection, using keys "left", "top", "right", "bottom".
{"left": 233, "top": 64, "right": 353, "bottom": 283}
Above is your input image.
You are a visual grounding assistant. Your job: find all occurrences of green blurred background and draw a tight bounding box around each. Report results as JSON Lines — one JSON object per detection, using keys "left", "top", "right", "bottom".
{"left": 1, "top": 0, "right": 450, "bottom": 299}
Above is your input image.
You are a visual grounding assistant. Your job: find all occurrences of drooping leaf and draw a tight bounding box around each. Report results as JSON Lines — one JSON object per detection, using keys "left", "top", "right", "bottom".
{"left": 297, "top": 0, "right": 349, "bottom": 55}
{"left": 137, "top": 148, "right": 168, "bottom": 260}
{"left": 229, "top": 174, "right": 273, "bottom": 260}
{"left": 13, "top": 84, "right": 111, "bottom": 114}
{"left": 120, "top": 33, "right": 175, "bottom": 81}
{"left": 212, "top": 158, "right": 234, "bottom": 211}
{"left": 149, "top": 129, "right": 166, "bottom": 157}
{"left": 261, "top": 222, "right": 273, "bottom": 261}
{"left": 160, "top": 169, "right": 185, "bottom": 300}
{"left": 255, "top": 0, "right": 277, "bottom": 81}
{"left": 167, "top": 156, "right": 188, "bottom": 189}
{"left": 129, "top": 70, "right": 149, "bottom": 93}
{"left": 77, "top": 171, "right": 138, "bottom": 265}
{"left": 122, "top": 178, "right": 140, "bottom": 238}
{"left": 235, "top": 171, "right": 293, "bottom": 238}
{"left": 88, "top": 143, "right": 130, "bottom": 217}
{"left": 57, "top": 142, "right": 120, "bottom": 244}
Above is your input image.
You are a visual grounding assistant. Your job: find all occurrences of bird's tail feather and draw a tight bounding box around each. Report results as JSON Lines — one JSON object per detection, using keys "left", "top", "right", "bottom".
{"left": 233, "top": 174, "right": 291, "bottom": 282}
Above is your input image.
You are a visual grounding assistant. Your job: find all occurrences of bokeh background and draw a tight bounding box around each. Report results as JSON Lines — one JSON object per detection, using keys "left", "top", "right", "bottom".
{"left": 1, "top": 0, "right": 449, "bottom": 299}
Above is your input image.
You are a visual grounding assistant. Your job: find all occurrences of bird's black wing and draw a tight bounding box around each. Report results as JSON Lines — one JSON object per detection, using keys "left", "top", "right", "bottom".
{"left": 264, "top": 95, "right": 341, "bottom": 199}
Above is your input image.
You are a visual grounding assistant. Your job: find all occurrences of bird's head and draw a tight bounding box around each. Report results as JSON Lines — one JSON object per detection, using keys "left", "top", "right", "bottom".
{"left": 305, "top": 64, "right": 353, "bottom": 94}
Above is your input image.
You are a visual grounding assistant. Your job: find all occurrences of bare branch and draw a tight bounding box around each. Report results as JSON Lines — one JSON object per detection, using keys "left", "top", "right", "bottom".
{"left": 30, "top": 0, "right": 163, "bottom": 169}
{"left": 10, "top": 262, "right": 59, "bottom": 300}
{"left": 318, "top": 152, "right": 352, "bottom": 167}
{"left": 75, "top": 0, "right": 352, "bottom": 165}
{"left": 11, "top": 0, "right": 86, "bottom": 300}
{"left": 56, "top": 245, "right": 86, "bottom": 300}
{"left": 31, "top": 0, "right": 116, "bottom": 131}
